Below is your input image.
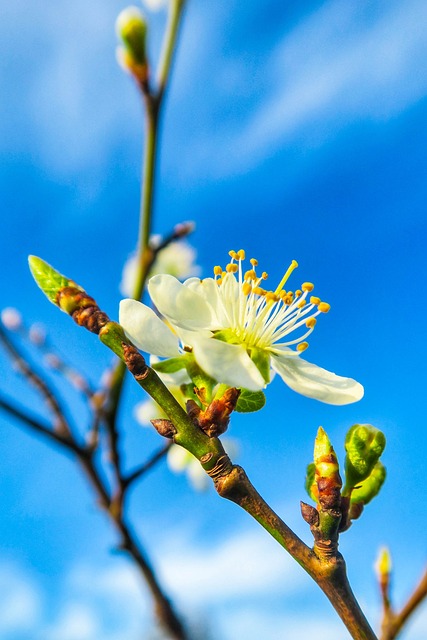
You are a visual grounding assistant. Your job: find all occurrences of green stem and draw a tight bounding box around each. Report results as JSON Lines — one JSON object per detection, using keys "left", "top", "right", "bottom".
{"left": 157, "top": 0, "right": 186, "bottom": 100}
{"left": 104, "top": 0, "right": 187, "bottom": 427}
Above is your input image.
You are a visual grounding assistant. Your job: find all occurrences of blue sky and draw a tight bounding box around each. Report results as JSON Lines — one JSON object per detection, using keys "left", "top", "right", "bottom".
{"left": 1, "top": 0, "right": 426, "bottom": 638}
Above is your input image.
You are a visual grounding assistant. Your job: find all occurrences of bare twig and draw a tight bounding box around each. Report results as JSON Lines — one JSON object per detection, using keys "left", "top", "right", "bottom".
{"left": 124, "top": 441, "right": 172, "bottom": 489}
{"left": 380, "top": 567, "right": 427, "bottom": 640}
{"left": 0, "top": 325, "right": 73, "bottom": 437}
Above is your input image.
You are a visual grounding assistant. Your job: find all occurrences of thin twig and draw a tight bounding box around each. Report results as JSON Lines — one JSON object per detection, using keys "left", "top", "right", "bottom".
{"left": 380, "top": 568, "right": 427, "bottom": 640}
{"left": 124, "top": 441, "right": 172, "bottom": 489}
{"left": 0, "top": 325, "right": 73, "bottom": 437}
{"left": 0, "top": 393, "right": 81, "bottom": 453}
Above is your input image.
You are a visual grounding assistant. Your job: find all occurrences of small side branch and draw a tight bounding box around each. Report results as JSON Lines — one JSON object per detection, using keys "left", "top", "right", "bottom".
{"left": 0, "top": 326, "right": 73, "bottom": 437}
{"left": 380, "top": 567, "right": 427, "bottom": 640}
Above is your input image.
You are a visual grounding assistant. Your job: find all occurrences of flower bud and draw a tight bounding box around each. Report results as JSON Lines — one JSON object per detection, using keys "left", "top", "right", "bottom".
{"left": 344, "top": 424, "right": 386, "bottom": 489}
{"left": 375, "top": 546, "right": 392, "bottom": 582}
{"left": 314, "top": 427, "right": 342, "bottom": 511}
{"left": 1, "top": 307, "right": 22, "bottom": 331}
{"left": 116, "top": 7, "right": 148, "bottom": 82}
{"left": 350, "top": 461, "right": 386, "bottom": 506}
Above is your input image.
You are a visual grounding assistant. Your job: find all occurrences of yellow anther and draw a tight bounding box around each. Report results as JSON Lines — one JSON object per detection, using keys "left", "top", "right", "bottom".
{"left": 265, "top": 291, "right": 278, "bottom": 303}
{"left": 318, "top": 302, "right": 331, "bottom": 313}
{"left": 310, "top": 296, "right": 321, "bottom": 306}
{"left": 228, "top": 250, "right": 237, "bottom": 259}
{"left": 274, "top": 260, "right": 299, "bottom": 295}
{"left": 213, "top": 266, "right": 222, "bottom": 276}
{"left": 242, "top": 282, "right": 252, "bottom": 296}
{"left": 217, "top": 277, "right": 223, "bottom": 285}
{"left": 253, "top": 287, "right": 266, "bottom": 296}
{"left": 237, "top": 249, "right": 246, "bottom": 260}
{"left": 295, "top": 289, "right": 302, "bottom": 297}
{"left": 284, "top": 294, "right": 294, "bottom": 305}
{"left": 244, "top": 269, "right": 257, "bottom": 281}
{"left": 297, "top": 342, "right": 309, "bottom": 352}
{"left": 262, "top": 272, "right": 268, "bottom": 280}
{"left": 306, "top": 317, "right": 317, "bottom": 328}
{"left": 250, "top": 258, "right": 258, "bottom": 267}
{"left": 226, "top": 263, "right": 238, "bottom": 273}
{"left": 302, "top": 282, "right": 314, "bottom": 292}
{"left": 297, "top": 299, "right": 307, "bottom": 308}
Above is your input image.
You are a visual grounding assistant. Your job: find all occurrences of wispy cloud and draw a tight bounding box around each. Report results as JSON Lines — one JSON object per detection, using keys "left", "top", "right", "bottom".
{"left": 177, "top": 0, "right": 427, "bottom": 178}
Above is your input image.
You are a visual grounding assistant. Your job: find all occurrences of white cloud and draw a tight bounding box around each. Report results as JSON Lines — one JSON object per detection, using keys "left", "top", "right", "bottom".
{"left": 158, "top": 528, "right": 305, "bottom": 604}
{"left": 177, "top": 0, "right": 427, "bottom": 178}
{"left": 0, "top": 565, "right": 42, "bottom": 635}
{"left": 43, "top": 604, "right": 99, "bottom": 640}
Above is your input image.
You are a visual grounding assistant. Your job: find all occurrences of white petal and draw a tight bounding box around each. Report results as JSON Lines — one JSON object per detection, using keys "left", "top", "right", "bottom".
{"left": 119, "top": 299, "right": 180, "bottom": 357}
{"left": 185, "top": 277, "right": 228, "bottom": 327}
{"left": 191, "top": 335, "right": 266, "bottom": 391}
{"left": 271, "top": 354, "right": 364, "bottom": 405}
{"left": 148, "top": 274, "right": 215, "bottom": 330}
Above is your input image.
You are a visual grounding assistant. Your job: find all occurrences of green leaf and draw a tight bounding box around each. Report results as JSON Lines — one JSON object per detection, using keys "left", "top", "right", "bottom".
{"left": 235, "top": 388, "right": 266, "bottom": 413}
{"left": 344, "top": 424, "right": 386, "bottom": 489}
{"left": 152, "top": 356, "right": 188, "bottom": 374}
{"left": 28, "top": 256, "right": 75, "bottom": 305}
{"left": 305, "top": 462, "right": 317, "bottom": 502}
{"left": 350, "top": 462, "right": 386, "bottom": 506}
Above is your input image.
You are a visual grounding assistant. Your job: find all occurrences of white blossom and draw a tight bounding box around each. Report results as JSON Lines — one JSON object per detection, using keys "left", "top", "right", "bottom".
{"left": 120, "top": 240, "right": 200, "bottom": 297}
{"left": 120, "top": 250, "right": 364, "bottom": 405}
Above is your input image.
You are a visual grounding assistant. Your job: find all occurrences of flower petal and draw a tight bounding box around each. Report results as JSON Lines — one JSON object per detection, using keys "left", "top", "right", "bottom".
{"left": 119, "top": 299, "right": 180, "bottom": 357}
{"left": 190, "top": 335, "right": 266, "bottom": 391}
{"left": 148, "top": 274, "right": 215, "bottom": 330}
{"left": 271, "top": 354, "right": 364, "bottom": 405}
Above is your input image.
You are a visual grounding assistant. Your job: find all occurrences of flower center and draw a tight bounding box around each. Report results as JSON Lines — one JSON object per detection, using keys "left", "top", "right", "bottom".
{"left": 210, "top": 250, "right": 330, "bottom": 354}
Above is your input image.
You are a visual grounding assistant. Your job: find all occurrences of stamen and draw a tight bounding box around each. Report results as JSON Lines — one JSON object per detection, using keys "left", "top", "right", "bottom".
{"left": 297, "top": 299, "right": 306, "bottom": 308}
{"left": 297, "top": 342, "right": 309, "bottom": 352}
{"left": 242, "top": 283, "right": 252, "bottom": 296}
{"left": 244, "top": 269, "right": 257, "bottom": 281}
{"left": 318, "top": 302, "right": 331, "bottom": 313}
{"left": 237, "top": 249, "right": 245, "bottom": 260}
{"left": 262, "top": 272, "right": 268, "bottom": 280}
{"left": 310, "top": 296, "right": 321, "bottom": 306}
{"left": 213, "top": 266, "right": 222, "bottom": 276}
{"left": 302, "top": 282, "right": 314, "bottom": 292}
{"left": 226, "top": 263, "right": 238, "bottom": 273}
{"left": 250, "top": 258, "right": 258, "bottom": 267}
{"left": 275, "top": 260, "right": 298, "bottom": 295}
{"left": 306, "top": 318, "right": 317, "bottom": 328}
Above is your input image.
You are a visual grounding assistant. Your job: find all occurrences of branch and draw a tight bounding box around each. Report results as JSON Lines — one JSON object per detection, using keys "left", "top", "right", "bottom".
{"left": 380, "top": 567, "right": 427, "bottom": 640}
{"left": 0, "top": 325, "right": 74, "bottom": 437}
{"left": 32, "top": 269, "right": 376, "bottom": 640}
{"left": 123, "top": 441, "right": 172, "bottom": 489}
{"left": 0, "top": 393, "right": 81, "bottom": 453}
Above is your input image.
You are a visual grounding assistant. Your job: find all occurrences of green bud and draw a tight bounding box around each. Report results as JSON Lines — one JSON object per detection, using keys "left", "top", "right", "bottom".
{"left": 28, "top": 256, "right": 76, "bottom": 305}
{"left": 116, "top": 7, "right": 148, "bottom": 70}
{"left": 313, "top": 427, "right": 342, "bottom": 511}
{"left": 350, "top": 461, "right": 386, "bottom": 506}
{"left": 344, "top": 424, "right": 386, "bottom": 490}
{"left": 375, "top": 546, "right": 392, "bottom": 580}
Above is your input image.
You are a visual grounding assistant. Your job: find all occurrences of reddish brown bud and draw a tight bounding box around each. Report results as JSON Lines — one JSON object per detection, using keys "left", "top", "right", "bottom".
{"left": 122, "top": 343, "right": 147, "bottom": 378}
{"left": 151, "top": 419, "right": 176, "bottom": 439}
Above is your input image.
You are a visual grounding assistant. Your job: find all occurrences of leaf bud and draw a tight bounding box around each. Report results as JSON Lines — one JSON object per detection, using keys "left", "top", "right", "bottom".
{"left": 344, "top": 424, "right": 386, "bottom": 490}
{"left": 350, "top": 461, "right": 386, "bottom": 506}
{"left": 116, "top": 7, "right": 148, "bottom": 82}
{"left": 314, "top": 427, "right": 342, "bottom": 511}
{"left": 375, "top": 546, "right": 392, "bottom": 582}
